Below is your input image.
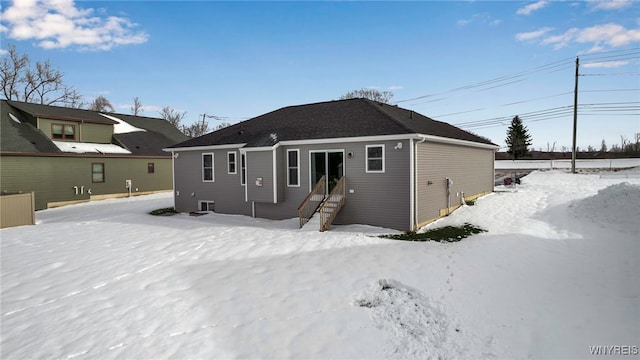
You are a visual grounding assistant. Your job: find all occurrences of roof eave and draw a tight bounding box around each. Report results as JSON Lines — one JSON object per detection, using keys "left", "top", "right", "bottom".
{"left": 163, "top": 143, "right": 247, "bottom": 152}
{"left": 418, "top": 134, "right": 499, "bottom": 150}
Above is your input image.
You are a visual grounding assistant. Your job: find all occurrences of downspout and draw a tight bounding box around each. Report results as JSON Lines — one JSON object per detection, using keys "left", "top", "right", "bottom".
{"left": 171, "top": 151, "right": 177, "bottom": 201}
{"left": 413, "top": 136, "right": 428, "bottom": 231}
{"left": 241, "top": 149, "right": 248, "bottom": 203}
{"left": 272, "top": 145, "right": 278, "bottom": 204}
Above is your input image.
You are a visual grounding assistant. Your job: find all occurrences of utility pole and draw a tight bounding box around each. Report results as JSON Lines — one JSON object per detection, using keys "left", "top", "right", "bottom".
{"left": 571, "top": 57, "right": 579, "bottom": 174}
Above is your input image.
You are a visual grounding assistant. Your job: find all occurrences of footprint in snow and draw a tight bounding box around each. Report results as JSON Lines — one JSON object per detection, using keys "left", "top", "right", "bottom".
{"left": 353, "top": 279, "right": 463, "bottom": 359}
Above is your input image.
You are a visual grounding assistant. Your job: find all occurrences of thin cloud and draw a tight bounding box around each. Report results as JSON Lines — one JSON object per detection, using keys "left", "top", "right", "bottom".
{"left": 520, "top": 23, "right": 639, "bottom": 50}
{"left": 588, "top": 0, "right": 633, "bottom": 10}
{"left": 583, "top": 60, "right": 629, "bottom": 68}
{"left": 543, "top": 23, "right": 640, "bottom": 49}
{"left": 456, "top": 13, "right": 501, "bottom": 27}
{"left": 515, "top": 27, "right": 554, "bottom": 41}
{"left": 0, "top": 0, "right": 148, "bottom": 51}
{"left": 388, "top": 86, "right": 404, "bottom": 91}
{"left": 516, "top": 1, "right": 549, "bottom": 15}
{"left": 541, "top": 28, "right": 580, "bottom": 49}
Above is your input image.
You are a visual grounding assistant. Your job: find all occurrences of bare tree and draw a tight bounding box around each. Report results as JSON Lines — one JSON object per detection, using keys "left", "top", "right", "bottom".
{"left": 600, "top": 139, "right": 607, "bottom": 153}
{"left": 340, "top": 88, "right": 394, "bottom": 104}
{"left": 89, "top": 95, "right": 115, "bottom": 112}
{"left": 183, "top": 119, "right": 211, "bottom": 138}
{"left": 159, "top": 106, "right": 187, "bottom": 128}
{"left": 546, "top": 141, "right": 556, "bottom": 153}
{"left": 131, "top": 96, "right": 143, "bottom": 115}
{"left": 1, "top": 44, "right": 28, "bottom": 101}
{"left": 216, "top": 122, "right": 231, "bottom": 130}
{"left": 1, "top": 44, "right": 81, "bottom": 106}
{"left": 620, "top": 135, "right": 628, "bottom": 152}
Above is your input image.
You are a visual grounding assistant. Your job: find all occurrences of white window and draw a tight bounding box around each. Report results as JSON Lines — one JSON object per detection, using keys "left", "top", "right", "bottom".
{"left": 366, "top": 144, "right": 385, "bottom": 173}
{"left": 198, "top": 200, "right": 215, "bottom": 212}
{"left": 240, "top": 153, "right": 246, "bottom": 185}
{"left": 227, "top": 151, "right": 237, "bottom": 174}
{"left": 287, "top": 149, "right": 300, "bottom": 187}
{"left": 202, "top": 153, "right": 214, "bottom": 182}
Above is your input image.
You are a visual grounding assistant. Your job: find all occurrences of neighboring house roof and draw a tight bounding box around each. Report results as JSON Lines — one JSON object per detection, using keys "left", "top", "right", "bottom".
{"left": 6, "top": 100, "right": 118, "bottom": 125}
{"left": 168, "top": 98, "right": 495, "bottom": 149}
{"left": 1, "top": 99, "right": 188, "bottom": 156}
{"left": 1, "top": 100, "right": 62, "bottom": 153}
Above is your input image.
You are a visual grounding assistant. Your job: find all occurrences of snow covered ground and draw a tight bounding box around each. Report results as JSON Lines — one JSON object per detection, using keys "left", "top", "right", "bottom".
{"left": 1, "top": 169, "right": 639, "bottom": 359}
{"left": 496, "top": 157, "right": 640, "bottom": 170}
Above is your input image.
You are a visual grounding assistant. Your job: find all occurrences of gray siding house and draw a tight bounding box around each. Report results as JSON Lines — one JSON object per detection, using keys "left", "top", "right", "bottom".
{"left": 1, "top": 100, "right": 188, "bottom": 210}
{"left": 166, "top": 98, "right": 497, "bottom": 231}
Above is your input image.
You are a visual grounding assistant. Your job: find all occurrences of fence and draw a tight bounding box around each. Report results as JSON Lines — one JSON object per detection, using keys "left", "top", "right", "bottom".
{"left": 1, "top": 192, "right": 35, "bottom": 229}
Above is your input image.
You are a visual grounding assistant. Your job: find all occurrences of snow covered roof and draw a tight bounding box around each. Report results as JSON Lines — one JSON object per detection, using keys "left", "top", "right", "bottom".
{"left": 99, "top": 113, "right": 147, "bottom": 134}
{"left": 1, "top": 99, "right": 188, "bottom": 156}
{"left": 53, "top": 141, "right": 132, "bottom": 154}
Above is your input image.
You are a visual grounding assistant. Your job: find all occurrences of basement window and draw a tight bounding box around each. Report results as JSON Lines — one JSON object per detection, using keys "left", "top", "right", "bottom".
{"left": 199, "top": 200, "right": 215, "bottom": 212}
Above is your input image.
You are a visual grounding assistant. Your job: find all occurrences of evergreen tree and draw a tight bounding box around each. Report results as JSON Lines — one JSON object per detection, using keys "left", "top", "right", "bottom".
{"left": 505, "top": 115, "right": 532, "bottom": 160}
{"left": 600, "top": 139, "right": 607, "bottom": 152}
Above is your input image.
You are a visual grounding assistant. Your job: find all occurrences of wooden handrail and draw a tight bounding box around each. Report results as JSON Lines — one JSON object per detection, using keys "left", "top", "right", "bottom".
{"left": 298, "top": 175, "right": 326, "bottom": 228}
{"left": 319, "top": 176, "right": 346, "bottom": 232}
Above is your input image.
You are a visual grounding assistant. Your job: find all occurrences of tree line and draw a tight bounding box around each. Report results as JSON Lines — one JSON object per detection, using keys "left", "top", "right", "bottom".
{"left": 503, "top": 114, "right": 639, "bottom": 159}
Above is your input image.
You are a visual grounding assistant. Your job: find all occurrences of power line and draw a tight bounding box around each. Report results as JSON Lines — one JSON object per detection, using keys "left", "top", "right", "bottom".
{"left": 581, "top": 88, "right": 640, "bottom": 93}
{"left": 581, "top": 72, "right": 640, "bottom": 76}
{"left": 453, "top": 102, "right": 639, "bottom": 130}
{"left": 395, "top": 48, "right": 638, "bottom": 111}
{"left": 393, "top": 56, "right": 575, "bottom": 104}
{"left": 580, "top": 47, "right": 640, "bottom": 60}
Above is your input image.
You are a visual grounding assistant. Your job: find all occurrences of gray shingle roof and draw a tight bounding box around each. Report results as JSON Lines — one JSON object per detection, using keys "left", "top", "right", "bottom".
{"left": 7, "top": 100, "right": 118, "bottom": 125}
{"left": 169, "top": 98, "right": 495, "bottom": 149}
{"left": 1, "top": 100, "right": 188, "bottom": 156}
{"left": 1, "top": 101, "right": 61, "bottom": 153}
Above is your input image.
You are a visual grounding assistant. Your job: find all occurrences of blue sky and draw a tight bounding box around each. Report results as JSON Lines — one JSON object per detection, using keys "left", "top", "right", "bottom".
{"left": 1, "top": 0, "right": 638, "bottom": 151}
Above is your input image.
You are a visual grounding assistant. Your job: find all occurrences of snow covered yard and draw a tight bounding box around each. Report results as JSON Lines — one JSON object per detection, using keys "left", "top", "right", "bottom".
{"left": 1, "top": 169, "right": 639, "bottom": 359}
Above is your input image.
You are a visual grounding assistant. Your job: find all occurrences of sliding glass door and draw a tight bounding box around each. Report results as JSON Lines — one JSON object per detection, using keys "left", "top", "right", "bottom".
{"left": 310, "top": 150, "right": 344, "bottom": 193}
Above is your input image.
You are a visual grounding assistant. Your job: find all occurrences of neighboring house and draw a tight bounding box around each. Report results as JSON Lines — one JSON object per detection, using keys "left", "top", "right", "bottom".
{"left": 166, "top": 98, "right": 498, "bottom": 231}
{"left": 1, "top": 100, "right": 188, "bottom": 210}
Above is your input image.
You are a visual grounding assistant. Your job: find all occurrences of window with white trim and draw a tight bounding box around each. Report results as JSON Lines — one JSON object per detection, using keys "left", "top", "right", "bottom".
{"left": 287, "top": 149, "right": 300, "bottom": 186}
{"left": 198, "top": 200, "right": 215, "bottom": 212}
{"left": 227, "top": 151, "right": 237, "bottom": 174}
{"left": 240, "top": 153, "right": 246, "bottom": 185}
{"left": 202, "top": 153, "right": 214, "bottom": 182}
{"left": 366, "top": 144, "right": 385, "bottom": 173}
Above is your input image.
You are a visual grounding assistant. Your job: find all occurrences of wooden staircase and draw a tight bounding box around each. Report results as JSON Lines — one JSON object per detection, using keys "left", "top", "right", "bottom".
{"left": 298, "top": 176, "right": 346, "bottom": 232}
{"left": 298, "top": 175, "right": 326, "bottom": 228}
